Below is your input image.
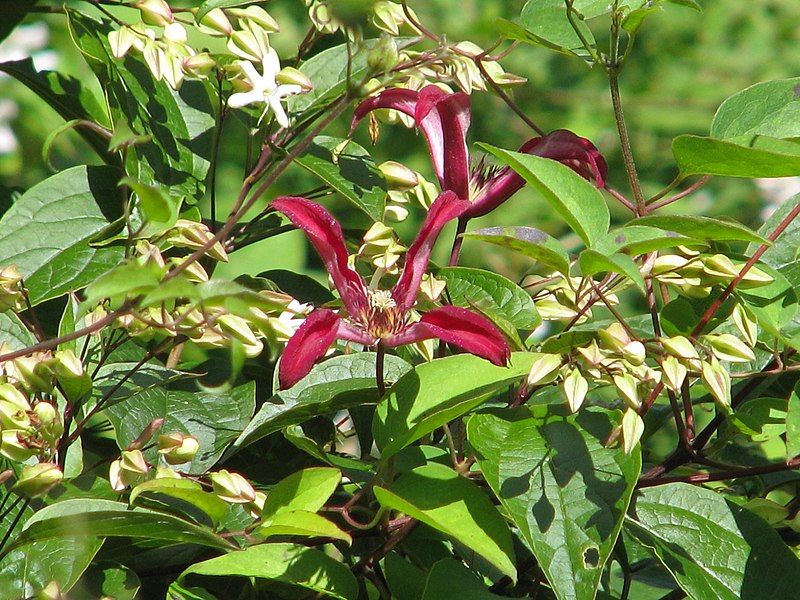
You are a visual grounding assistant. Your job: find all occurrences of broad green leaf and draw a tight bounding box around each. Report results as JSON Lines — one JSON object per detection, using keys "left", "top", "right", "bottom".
{"left": 0, "top": 312, "right": 36, "bottom": 350}
{"left": 579, "top": 250, "right": 645, "bottom": 292}
{"left": 0, "top": 58, "right": 112, "bottom": 162}
{"left": 373, "top": 352, "right": 537, "bottom": 460}
{"left": 101, "top": 365, "right": 255, "bottom": 472}
{"left": 631, "top": 214, "right": 768, "bottom": 244}
{"left": 196, "top": 0, "right": 254, "bottom": 20}
{"left": 262, "top": 467, "right": 341, "bottom": 519}
{"left": 83, "top": 258, "right": 163, "bottom": 308}
{"left": 463, "top": 226, "right": 570, "bottom": 275}
{"left": 627, "top": 483, "right": 800, "bottom": 600}
{"left": 480, "top": 144, "right": 610, "bottom": 247}
{"left": 232, "top": 353, "right": 411, "bottom": 453}
{"left": 258, "top": 510, "right": 351, "bottom": 544}
{"left": 673, "top": 134, "right": 800, "bottom": 178}
{"left": 9, "top": 499, "right": 231, "bottom": 554}
{"left": 75, "top": 562, "right": 140, "bottom": 600}
{"left": 468, "top": 406, "right": 640, "bottom": 600}
{"left": 294, "top": 136, "right": 386, "bottom": 221}
{"left": 374, "top": 463, "right": 516, "bottom": 581}
{"left": 130, "top": 479, "right": 229, "bottom": 527}
{"left": 384, "top": 552, "right": 426, "bottom": 600}
{"left": 123, "top": 177, "right": 178, "bottom": 235}
{"left": 787, "top": 387, "right": 800, "bottom": 459}
{"left": 0, "top": 166, "right": 124, "bottom": 305}
{"left": 711, "top": 78, "right": 800, "bottom": 140}
{"left": 422, "top": 559, "right": 507, "bottom": 600}
{"left": 0, "top": 1, "right": 38, "bottom": 46}
{"left": 736, "top": 264, "right": 798, "bottom": 340}
{"left": 592, "top": 225, "right": 704, "bottom": 256}
{"left": 436, "top": 267, "right": 540, "bottom": 329}
{"left": 68, "top": 10, "right": 213, "bottom": 202}
{"left": 180, "top": 543, "right": 358, "bottom": 600}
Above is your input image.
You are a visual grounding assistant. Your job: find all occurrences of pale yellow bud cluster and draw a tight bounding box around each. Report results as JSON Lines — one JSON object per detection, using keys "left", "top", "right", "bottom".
{"left": 0, "top": 265, "right": 24, "bottom": 312}
{"left": 357, "top": 222, "right": 407, "bottom": 273}
{"left": 533, "top": 274, "right": 619, "bottom": 323}
{"left": 0, "top": 381, "right": 63, "bottom": 463}
{"left": 648, "top": 252, "right": 773, "bottom": 299}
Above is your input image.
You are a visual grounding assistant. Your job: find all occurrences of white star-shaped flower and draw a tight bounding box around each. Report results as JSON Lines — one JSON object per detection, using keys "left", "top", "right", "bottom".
{"left": 228, "top": 49, "right": 303, "bottom": 129}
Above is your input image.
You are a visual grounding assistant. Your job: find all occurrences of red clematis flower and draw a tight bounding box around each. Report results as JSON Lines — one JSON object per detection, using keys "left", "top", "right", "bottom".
{"left": 271, "top": 191, "right": 511, "bottom": 389}
{"left": 352, "top": 85, "right": 608, "bottom": 218}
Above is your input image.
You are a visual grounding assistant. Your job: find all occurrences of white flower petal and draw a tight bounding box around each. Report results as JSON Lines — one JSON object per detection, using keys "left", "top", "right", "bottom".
{"left": 228, "top": 90, "right": 263, "bottom": 108}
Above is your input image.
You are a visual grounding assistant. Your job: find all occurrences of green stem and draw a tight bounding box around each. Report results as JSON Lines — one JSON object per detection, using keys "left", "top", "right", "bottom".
{"left": 376, "top": 344, "right": 386, "bottom": 396}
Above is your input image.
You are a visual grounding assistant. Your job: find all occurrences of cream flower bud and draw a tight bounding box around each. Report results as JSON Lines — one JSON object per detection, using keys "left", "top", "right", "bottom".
{"left": 109, "top": 26, "right": 138, "bottom": 59}
{"left": 1, "top": 430, "right": 37, "bottom": 462}
{"left": 733, "top": 304, "right": 758, "bottom": 348}
{"left": 622, "top": 341, "right": 646, "bottom": 366}
{"left": 10, "top": 353, "right": 54, "bottom": 393}
{"left": 210, "top": 469, "right": 256, "bottom": 503}
{"left": 197, "top": 8, "right": 233, "bottom": 36}
{"left": 229, "top": 6, "right": 280, "bottom": 32}
{"left": 419, "top": 273, "right": 446, "bottom": 303}
{"left": 136, "top": 0, "right": 174, "bottom": 26}
{"left": 33, "top": 402, "right": 63, "bottom": 446}
{"left": 157, "top": 432, "right": 200, "bottom": 465}
{"left": 661, "top": 355, "right": 687, "bottom": 393}
{"left": 526, "top": 353, "right": 562, "bottom": 387}
{"left": 13, "top": 463, "right": 63, "bottom": 498}
{"left": 660, "top": 336, "right": 701, "bottom": 369}
{"left": 701, "top": 358, "right": 731, "bottom": 410}
{"left": 110, "top": 449, "right": 149, "bottom": 491}
{"left": 378, "top": 161, "right": 418, "bottom": 191}
{"left": 0, "top": 382, "right": 31, "bottom": 429}
{"left": 703, "top": 333, "right": 756, "bottom": 363}
{"left": 562, "top": 368, "right": 588, "bottom": 413}
{"left": 275, "top": 67, "right": 313, "bottom": 91}
{"left": 621, "top": 408, "right": 644, "bottom": 455}
{"left": 598, "top": 322, "right": 630, "bottom": 353}
{"left": 163, "top": 22, "right": 187, "bottom": 43}
{"left": 613, "top": 373, "right": 640, "bottom": 409}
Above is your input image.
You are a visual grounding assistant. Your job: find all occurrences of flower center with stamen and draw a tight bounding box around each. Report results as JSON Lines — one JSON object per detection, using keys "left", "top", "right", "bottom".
{"left": 362, "top": 289, "right": 405, "bottom": 339}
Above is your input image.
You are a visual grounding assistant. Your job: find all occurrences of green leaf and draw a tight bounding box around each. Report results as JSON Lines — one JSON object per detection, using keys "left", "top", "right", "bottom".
{"left": 262, "top": 467, "right": 342, "bottom": 519}
{"left": 130, "top": 479, "right": 229, "bottom": 527}
{"left": 0, "top": 165, "right": 124, "bottom": 305}
{"left": 231, "top": 353, "right": 411, "bottom": 453}
{"left": 68, "top": 10, "right": 214, "bottom": 202}
{"left": 0, "top": 58, "right": 112, "bottom": 163}
{"left": 258, "top": 510, "right": 351, "bottom": 544}
{"left": 711, "top": 78, "right": 800, "bottom": 140}
{"left": 196, "top": 0, "right": 254, "bottom": 21}
{"left": 8, "top": 499, "right": 232, "bottom": 555}
{"left": 294, "top": 136, "right": 386, "bottom": 221}
{"left": 480, "top": 144, "right": 610, "bottom": 247}
{"left": 787, "top": 387, "right": 800, "bottom": 459}
{"left": 76, "top": 562, "right": 141, "bottom": 600}
{"left": 626, "top": 483, "right": 800, "bottom": 600}
{"left": 579, "top": 250, "right": 645, "bottom": 292}
{"left": 122, "top": 176, "right": 178, "bottom": 235}
{"left": 436, "top": 267, "right": 540, "bottom": 329}
{"left": 463, "top": 226, "right": 571, "bottom": 275}
{"left": 180, "top": 543, "right": 358, "bottom": 600}
{"left": 736, "top": 264, "right": 798, "bottom": 339}
{"left": 592, "top": 225, "right": 705, "bottom": 256}
{"left": 422, "top": 559, "right": 507, "bottom": 600}
{"left": 0, "top": 1, "right": 38, "bottom": 45}
{"left": 631, "top": 214, "right": 768, "bottom": 244}
{"left": 673, "top": 134, "right": 800, "bottom": 178}
{"left": 468, "top": 406, "right": 640, "bottom": 600}
{"left": 101, "top": 366, "right": 255, "bottom": 472}
{"left": 0, "top": 312, "right": 36, "bottom": 350}
{"left": 374, "top": 462, "right": 516, "bottom": 582}
{"left": 83, "top": 258, "right": 164, "bottom": 308}
{"left": 373, "top": 352, "right": 537, "bottom": 460}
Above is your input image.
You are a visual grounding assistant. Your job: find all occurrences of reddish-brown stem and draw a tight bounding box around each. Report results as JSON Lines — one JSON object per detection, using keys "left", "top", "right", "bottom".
{"left": 638, "top": 456, "right": 800, "bottom": 489}
{"left": 647, "top": 176, "right": 710, "bottom": 212}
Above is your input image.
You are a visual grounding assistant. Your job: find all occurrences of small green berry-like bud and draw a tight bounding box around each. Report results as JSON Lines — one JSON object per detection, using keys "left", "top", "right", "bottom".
{"left": 210, "top": 469, "right": 256, "bottom": 504}
{"left": 378, "top": 161, "right": 418, "bottom": 191}
{"left": 157, "top": 432, "right": 200, "bottom": 465}
{"left": 136, "top": 0, "right": 174, "bottom": 26}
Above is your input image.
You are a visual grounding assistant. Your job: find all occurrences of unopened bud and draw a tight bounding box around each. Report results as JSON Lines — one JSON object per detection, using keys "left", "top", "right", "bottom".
{"left": 163, "top": 22, "right": 187, "bottom": 43}
{"left": 622, "top": 341, "right": 646, "bottom": 366}
{"left": 229, "top": 6, "right": 280, "bottom": 32}
{"left": 379, "top": 161, "right": 418, "bottom": 191}
{"left": 246, "top": 490, "right": 267, "bottom": 518}
{"left": 597, "top": 322, "right": 630, "bottom": 353}
{"left": 227, "top": 29, "right": 268, "bottom": 62}
{"left": 210, "top": 469, "right": 256, "bottom": 503}
{"left": 216, "top": 314, "right": 263, "bottom": 357}
{"left": 136, "top": 0, "right": 173, "bottom": 26}
{"left": 1, "top": 430, "right": 37, "bottom": 462}
{"left": 110, "top": 449, "right": 149, "bottom": 491}
{"left": 526, "top": 353, "right": 561, "bottom": 387}
{"left": 621, "top": 408, "right": 644, "bottom": 455}
{"left": 419, "top": 273, "right": 446, "bottom": 303}
{"left": 34, "top": 581, "right": 63, "bottom": 600}
{"left": 276, "top": 67, "right": 313, "bottom": 91}
{"left": 660, "top": 336, "right": 701, "bottom": 369}
{"left": 738, "top": 265, "right": 774, "bottom": 288}
{"left": 367, "top": 33, "right": 400, "bottom": 71}
{"left": 33, "top": 402, "right": 63, "bottom": 446}
{"left": 157, "top": 432, "right": 200, "bottom": 465}
{"left": 197, "top": 8, "right": 233, "bottom": 36}
{"left": 661, "top": 355, "right": 687, "bottom": 392}
{"left": 13, "top": 462, "right": 63, "bottom": 498}
{"left": 733, "top": 304, "right": 758, "bottom": 348}
{"left": 613, "top": 373, "right": 640, "bottom": 409}
{"left": 165, "top": 220, "right": 228, "bottom": 262}
{"left": 701, "top": 358, "right": 731, "bottom": 410}
{"left": 703, "top": 333, "right": 755, "bottom": 363}
{"left": 10, "top": 353, "right": 54, "bottom": 393}
{"left": 0, "top": 382, "right": 31, "bottom": 429}
{"left": 562, "top": 368, "right": 588, "bottom": 413}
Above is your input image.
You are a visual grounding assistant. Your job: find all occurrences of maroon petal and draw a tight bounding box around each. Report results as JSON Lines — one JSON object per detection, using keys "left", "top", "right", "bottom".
{"left": 466, "top": 166, "right": 525, "bottom": 218}
{"left": 415, "top": 86, "right": 472, "bottom": 199}
{"left": 392, "top": 191, "right": 471, "bottom": 311}
{"left": 279, "top": 309, "right": 342, "bottom": 389}
{"left": 351, "top": 86, "right": 472, "bottom": 200}
{"left": 271, "top": 197, "right": 366, "bottom": 317}
{"left": 388, "top": 305, "right": 510, "bottom": 366}
{"left": 519, "top": 129, "right": 608, "bottom": 188}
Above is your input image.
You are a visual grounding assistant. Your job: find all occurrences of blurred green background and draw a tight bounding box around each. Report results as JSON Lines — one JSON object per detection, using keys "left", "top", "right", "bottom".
{"left": 2, "top": 0, "right": 800, "bottom": 280}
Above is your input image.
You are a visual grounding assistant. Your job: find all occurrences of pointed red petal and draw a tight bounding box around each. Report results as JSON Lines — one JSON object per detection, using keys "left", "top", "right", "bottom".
{"left": 392, "top": 191, "right": 470, "bottom": 311}
{"left": 389, "top": 305, "right": 510, "bottom": 366}
{"left": 279, "top": 309, "right": 342, "bottom": 389}
{"left": 271, "top": 197, "right": 366, "bottom": 317}
{"left": 466, "top": 166, "right": 525, "bottom": 218}
{"left": 415, "top": 86, "right": 471, "bottom": 199}
{"left": 351, "top": 88, "right": 421, "bottom": 131}
{"left": 519, "top": 129, "right": 608, "bottom": 188}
